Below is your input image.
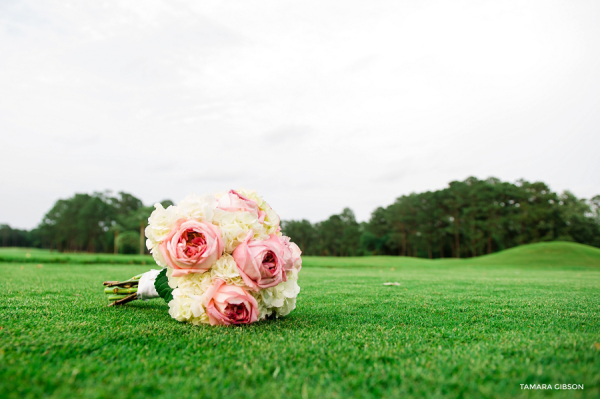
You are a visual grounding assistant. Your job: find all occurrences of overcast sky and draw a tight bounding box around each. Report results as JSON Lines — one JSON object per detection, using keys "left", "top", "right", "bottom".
{"left": 1, "top": 0, "right": 599, "bottom": 229}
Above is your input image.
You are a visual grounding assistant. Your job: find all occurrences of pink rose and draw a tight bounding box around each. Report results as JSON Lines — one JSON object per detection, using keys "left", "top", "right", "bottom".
{"left": 203, "top": 279, "right": 259, "bottom": 325}
{"left": 217, "top": 190, "right": 266, "bottom": 222}
{"left": 232, "top": 231, "right": 287, "bottom": 290}
{"left": 280, "top": 236, "right": 302, "bottom": 273}
{"left": 160, "top": 219, "right": 224, "bottom": 277}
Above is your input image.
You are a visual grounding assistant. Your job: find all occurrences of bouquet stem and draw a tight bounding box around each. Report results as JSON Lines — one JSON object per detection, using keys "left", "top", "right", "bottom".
{"left": 104, "top": 287, "right": 138, "bottom": 295}
{"left": 102, "top": 269, "right": 170, "bottom": 307}
{"left": 103, "top": 274, "right": 142, "bottom": 306}
{"left": 108, "top": 293, "right": 138, "bottom": 306}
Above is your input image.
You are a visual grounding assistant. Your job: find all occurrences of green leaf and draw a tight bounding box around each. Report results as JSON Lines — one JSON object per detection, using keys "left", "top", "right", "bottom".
{"left": 154, "top": 268, "right": 173, "bottom": 304}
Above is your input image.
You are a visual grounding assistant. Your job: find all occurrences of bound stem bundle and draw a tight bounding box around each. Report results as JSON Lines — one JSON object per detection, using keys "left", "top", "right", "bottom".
{"left": 102, "top": 269, "right": 171, "bottom": 306}
{"left": 102, "top": 274, "right": 142, "bottom": 306}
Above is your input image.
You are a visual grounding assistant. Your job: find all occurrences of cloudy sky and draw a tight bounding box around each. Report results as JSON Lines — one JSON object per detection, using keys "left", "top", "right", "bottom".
{"left": 1, "top": 0, "right": 599, "bottom": 229}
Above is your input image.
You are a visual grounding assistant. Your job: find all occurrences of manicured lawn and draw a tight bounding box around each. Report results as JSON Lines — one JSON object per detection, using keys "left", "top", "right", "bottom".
{"left": 1, "top": 242, "right": 599, "bottom": 398}
{"left": 0, "top": 247, "right": 153, "bottom": 265}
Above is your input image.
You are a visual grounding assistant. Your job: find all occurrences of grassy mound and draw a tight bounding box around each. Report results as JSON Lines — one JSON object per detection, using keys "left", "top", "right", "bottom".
{"left": 304, "top": 241, "right": 600, "bottom": 269}
{"left": 468, "top": 241, "right": 600, "bottom": 268}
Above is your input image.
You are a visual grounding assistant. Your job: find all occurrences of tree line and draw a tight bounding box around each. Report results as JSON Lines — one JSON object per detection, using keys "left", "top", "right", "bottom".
{"left": 1, "top": 177, "right": 599, "bottom": 257}
{"left": 281, "top": 177, "right": 600, "bottom": 257}
{"left": 1, "top": 192, "right": 173, "bottom": 254}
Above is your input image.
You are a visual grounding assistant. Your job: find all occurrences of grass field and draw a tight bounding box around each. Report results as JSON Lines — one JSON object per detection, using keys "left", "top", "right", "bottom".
{"left": 1, "top": 242, "right": 599, "bottom": 398}
{"left": 0, "top": 247, "right": 153, "bottom": 265}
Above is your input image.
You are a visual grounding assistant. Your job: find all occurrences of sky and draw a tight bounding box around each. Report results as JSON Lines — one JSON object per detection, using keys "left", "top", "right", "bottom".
{"left": 1, "top": 0, "right": 599, "bottom": 230}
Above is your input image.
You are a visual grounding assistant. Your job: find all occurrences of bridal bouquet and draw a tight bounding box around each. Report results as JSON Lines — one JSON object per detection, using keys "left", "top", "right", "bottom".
{"left": 103, "top": 189, "right": 302, "bottom": 326}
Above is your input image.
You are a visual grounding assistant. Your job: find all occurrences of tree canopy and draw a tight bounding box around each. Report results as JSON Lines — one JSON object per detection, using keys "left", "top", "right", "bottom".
{"left": 2, "top": 177, "right": 598, "bottom": 257}
{"left": 1, "top": 192, "right": 171, "bottom": 254}
{"left": 282, "top": 177, "right": 600, "bottom": 257}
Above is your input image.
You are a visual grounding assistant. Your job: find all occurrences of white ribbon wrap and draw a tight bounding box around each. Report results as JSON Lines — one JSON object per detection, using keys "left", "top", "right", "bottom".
{"left": 137, "top": 269, "right": 161, "bottom": 300}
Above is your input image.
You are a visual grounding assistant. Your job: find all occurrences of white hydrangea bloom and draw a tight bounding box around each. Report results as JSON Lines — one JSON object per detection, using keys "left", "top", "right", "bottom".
{"left": 237, "top": 189, "right": 280, "bottom": 236}
{"left": 275, "top": 297, "right": 297, "bottom": 317}
{"left": 166, "top": 267, "right": 179, "bottom": 288}
{"left": 260, "top": 276, "right": 300, "bottom": 307}
{"left": 258, "top": 270, "right": 300, "bottom": 317}
{"left": 167, "top": 272, "right": 214, "bottom": 325}
{"left": 211, "top": 208, "right": 269, "bottom": 252}
{"left": 210, "top": 254, "right": 245, "bottom": 286}
{"left": 168, "top": 288, "right": 210, "bottom": 325}
{"left": 175, "top": 270, "right": 214, "bottom": 295}
{"left": 145, "top": 203, "right": 182, "bottom": 268}
{"left": 146, "top": 238, "right": 168, "bottom": 268}
{"left": 167, "top": 291, "right": 193, "bottom": 321}
{"left": 255, "top": 295, "right": 273, "bottom": 320}
{"left": 145, "top": 203, "right": 182, "bottom": 244}
{"left": 178, "top": 194, "right": 216, "bottom": 222}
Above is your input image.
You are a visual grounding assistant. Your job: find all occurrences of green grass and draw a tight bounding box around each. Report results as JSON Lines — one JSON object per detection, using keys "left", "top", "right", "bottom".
{"left": 0, "top": 247, "right": 153, "bottom": 265}
{"left": 1, "top": 242, "right": 599, "bottom": 398}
